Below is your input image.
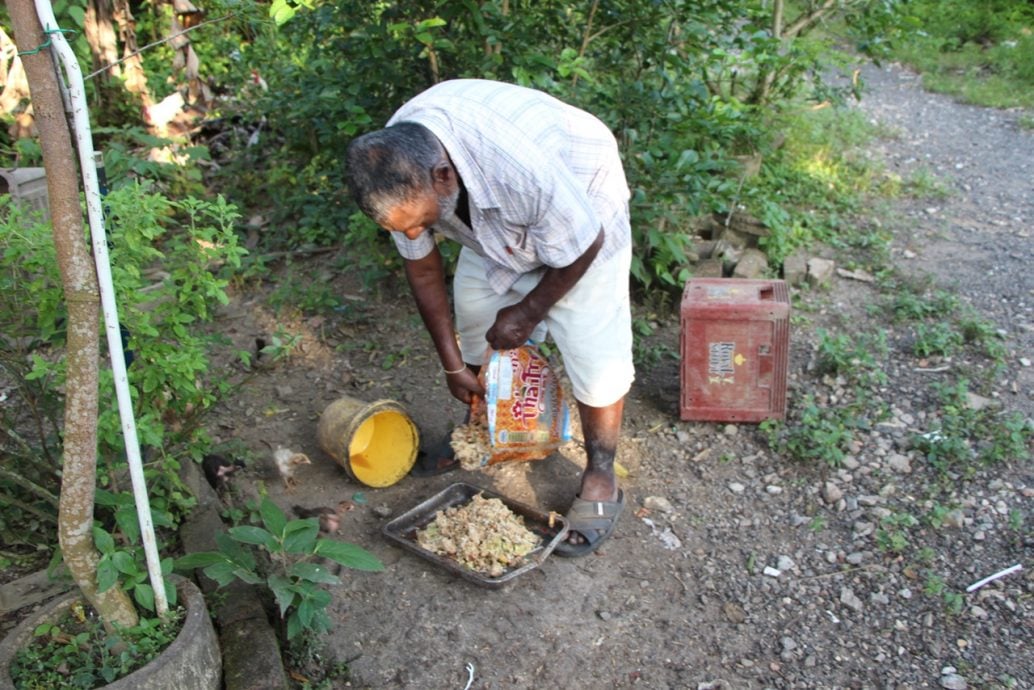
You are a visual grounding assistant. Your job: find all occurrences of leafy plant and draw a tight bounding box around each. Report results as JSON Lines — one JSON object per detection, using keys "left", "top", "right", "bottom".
{"left": 814, "top": 328, "right": 888, "bottom": 386}
{"left": 261, "top": 328, "right": 304, "bottom": 364}
{"left": 912, "top": 380, "right": 1032, "bottom": 480}
{"left": 903, "top": 166, "right": 952, "bottom": 200}
{"left": 886, "top": 286, "right": 958, "bottom": 322}
{"left": 268, "top": 266, "right": 342, "bottom": 314}
{"left": 923, "top": 572, "right": 965, "bottom": 615}
{"left": 876, "top": 512, "right": 918, "bottom": 553}
{"left": 11, "top": 603, "right": 184, "bottom": 689}
{"left": 176, "top": 497, "right": 383, "bottom": 640}
{"left": 93, "top": 532, "right": 177, "bottom": 615}
{"left": 957, "top": 313, "right": 1007, "bottom": 361}
{"left": 632, "top": 316, "right": 677, "bottom": 369}
{"left": 1, "top": 180, "right": 245, "bottom": 566}
{"left": 761, "top": 395, "right": 856, "bottom": 467}
{"left": 913, "top": 321, "right": 963, "bottom": 358}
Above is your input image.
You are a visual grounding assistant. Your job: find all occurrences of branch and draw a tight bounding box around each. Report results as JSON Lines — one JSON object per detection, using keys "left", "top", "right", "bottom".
{"left": 0, "top": 492, "right": 58, "bottom": 524}
{"left": 783, "top": 0, "right": 841, "bottom": 40}
{"left": 585, "top": 19, "right": 633, "bottom": 45}
{"left": 0, "top": 466, "right": 59, "bottom": 507}
{"left": 572, "top": 0, "right": 599, "bottom": 88}
{"left": 577, "top": 0, "right": 599, "bottom": 60}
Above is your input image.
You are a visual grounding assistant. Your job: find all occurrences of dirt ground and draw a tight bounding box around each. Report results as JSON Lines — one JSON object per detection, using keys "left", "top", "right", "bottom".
{"left": 205, "top": 59, "right": 1032, "bottom": 690}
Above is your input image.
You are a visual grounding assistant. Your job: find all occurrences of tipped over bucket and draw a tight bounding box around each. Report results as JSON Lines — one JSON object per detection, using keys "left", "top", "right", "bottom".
{"left": 317, "top": 397, "right": 420, "bottom": 487}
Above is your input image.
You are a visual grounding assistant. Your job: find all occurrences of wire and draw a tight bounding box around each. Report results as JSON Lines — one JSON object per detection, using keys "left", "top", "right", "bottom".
{"left": 16, "top": 27, "right": 76, "bottom": 56}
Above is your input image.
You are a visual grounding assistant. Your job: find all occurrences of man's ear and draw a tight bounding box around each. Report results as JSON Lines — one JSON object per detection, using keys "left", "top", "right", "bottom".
{"left": 430, "top": 160, "right": 456, "bottom": 194}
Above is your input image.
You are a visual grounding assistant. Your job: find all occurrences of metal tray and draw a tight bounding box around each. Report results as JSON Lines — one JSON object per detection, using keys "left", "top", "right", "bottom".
{"left": 381, "top": 482, "right": 569, "bottom": 588}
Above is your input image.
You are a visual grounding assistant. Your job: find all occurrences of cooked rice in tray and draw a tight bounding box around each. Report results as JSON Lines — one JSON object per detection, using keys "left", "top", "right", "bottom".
{"left": 415, "top": 492, "right": 540, "bottom": 577}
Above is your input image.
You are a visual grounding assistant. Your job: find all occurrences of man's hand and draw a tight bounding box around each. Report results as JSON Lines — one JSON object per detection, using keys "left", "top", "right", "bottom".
{"left": 486, "top": 301, "right": 539, "bottom": 350}
{"left": 485, "top": 227, "right": 605, "bottom": 351}
{"left": 445, "top": 368, "right": 484, "bottom": 404}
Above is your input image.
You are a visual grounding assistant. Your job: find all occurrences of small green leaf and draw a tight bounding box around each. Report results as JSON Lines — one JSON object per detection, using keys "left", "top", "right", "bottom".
{"left": 135, "top": 583, "right": 155, "bottom": 612}
{"left": 115, "top": 507, "right": 141, "bottom": 544}
{"left": 203, "top": 562, "right": 238, "bottom": 587}
{"left": 286, "top": 611, "right": 303, "bottom": 640}
{"left": 315, "top": 539, "right": 384, "bottom": 571}
{"left": 216, "top": 533, "right": 257, "bottom": 571}
{"left": 290, "top": 562, "right": 341, "bottom": 585}
{"left": 267, "top": 574, "right": 296, "bottom": 616}
{"left": 259, "top": 497, "right": 287, "bottom": 538}
{"left": 97, "top": 558, "right": 118, "bottom": 593}
{"left": 283, "top": 520, "right": 319, "bottom": 554}
{"left": 163, "top": 575, "right": 178, "bottom": 607}
{"left": 176, "top": 551, "right": 227, "bottom": 570}
{"left": 160, "top": 556, "right": 174, "bottom": 575}
{"left": 111, "top": 550, "right": 136, "bottom": 575}
{"left": 233, "top": 568, "right": 263, "bottom": 585}
{"left": 94, "top": 489, "right": 132, "bottom": 507}
{"left": 92, "top": 527, "right": 115, "bottom": 555}
{"left": 229, "top": 525, "right": 274, "bottom": 546}
{"left": 296, "top": 597, "right": 315, "bottom": 627}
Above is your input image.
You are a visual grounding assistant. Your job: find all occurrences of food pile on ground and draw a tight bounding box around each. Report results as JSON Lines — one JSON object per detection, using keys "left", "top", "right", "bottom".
{"left": 450, "top": 419, "right": 490, "bottom": 470}
{"left": 415, "top": 493, "right": 540, "bottom": 577}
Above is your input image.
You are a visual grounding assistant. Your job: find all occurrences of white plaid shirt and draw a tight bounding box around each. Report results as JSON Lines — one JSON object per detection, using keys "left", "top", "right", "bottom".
{"left": 386, "top": 79, "right": 631, "bottom": 294}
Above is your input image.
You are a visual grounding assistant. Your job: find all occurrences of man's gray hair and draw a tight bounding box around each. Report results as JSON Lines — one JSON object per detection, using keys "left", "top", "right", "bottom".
{"left": 345, "top": 122, "right": 443, "bottom": 223}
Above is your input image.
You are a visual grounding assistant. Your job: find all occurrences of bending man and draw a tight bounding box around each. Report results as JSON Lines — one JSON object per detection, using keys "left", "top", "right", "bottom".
{"left": 345, "top": 79, "right": 634, "bottom": 557}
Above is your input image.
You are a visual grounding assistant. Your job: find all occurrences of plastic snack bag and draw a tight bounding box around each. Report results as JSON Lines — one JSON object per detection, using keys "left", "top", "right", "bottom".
{"left": 452, "top": 343, "right": 571, "bottom": 469}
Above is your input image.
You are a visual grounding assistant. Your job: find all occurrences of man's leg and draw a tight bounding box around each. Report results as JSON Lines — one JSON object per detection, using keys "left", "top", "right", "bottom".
{"left": 566, "top": 397, "right": 624, "bottom": 545}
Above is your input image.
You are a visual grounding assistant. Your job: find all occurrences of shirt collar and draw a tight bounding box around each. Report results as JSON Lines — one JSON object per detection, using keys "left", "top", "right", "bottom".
{"left": 407, "top": 115, "right": 500, "bottom": 212}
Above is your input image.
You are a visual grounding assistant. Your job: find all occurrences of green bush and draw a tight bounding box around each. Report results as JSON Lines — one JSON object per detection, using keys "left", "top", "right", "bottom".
{"left": 205, "top": 1, "right": 905, "bottom": 295}
{"left": 177, "top": 497, "right": 383, "bottom": 641}
{"left": 0, "top": 181, "right": 246, "bottom": 553}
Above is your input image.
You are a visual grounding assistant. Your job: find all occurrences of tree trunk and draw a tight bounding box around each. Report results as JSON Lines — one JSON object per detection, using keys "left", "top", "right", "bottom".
{"left": 6, "top": 0, "right": 138, "bottom": 630}
{"left": 112, "top": 0, "right": 153, "bottom": 106}
{"left": 84, "top": 0, "right": 120, "bottom": 83}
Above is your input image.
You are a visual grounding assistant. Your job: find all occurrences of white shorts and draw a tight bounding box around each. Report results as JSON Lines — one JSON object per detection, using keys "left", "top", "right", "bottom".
{"left": 453, "top": 244, "right": 635, "bottom": 407}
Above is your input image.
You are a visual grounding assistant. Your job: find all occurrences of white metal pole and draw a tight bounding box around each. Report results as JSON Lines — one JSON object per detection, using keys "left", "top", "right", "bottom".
{"left": 33, "top": 0, "right": 168, "bottom": 616}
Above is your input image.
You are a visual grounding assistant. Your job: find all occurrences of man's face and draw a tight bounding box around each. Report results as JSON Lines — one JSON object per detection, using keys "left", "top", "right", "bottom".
{"left": 381, "top": 185, "right": 459, "bottom": 241}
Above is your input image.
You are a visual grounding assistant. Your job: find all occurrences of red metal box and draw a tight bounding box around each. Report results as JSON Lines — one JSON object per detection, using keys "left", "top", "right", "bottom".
{"left": 680, "top": 278, "right": 790, "bottom": 422}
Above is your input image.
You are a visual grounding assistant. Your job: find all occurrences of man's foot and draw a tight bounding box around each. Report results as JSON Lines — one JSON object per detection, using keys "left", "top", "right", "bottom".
{"left": 409, "top": 433, "right": 459, "bottom": 477}
{"left": 554, "top": 489, "right": 624, "bottom": 558}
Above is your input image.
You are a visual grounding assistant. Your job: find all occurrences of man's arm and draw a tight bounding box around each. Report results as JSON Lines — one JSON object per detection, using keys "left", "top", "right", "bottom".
{"left": 404, "top": 248, "right": 483, "bottom": 403}
{"left": 486, "top": 227, "right": 604, "bottom": 350}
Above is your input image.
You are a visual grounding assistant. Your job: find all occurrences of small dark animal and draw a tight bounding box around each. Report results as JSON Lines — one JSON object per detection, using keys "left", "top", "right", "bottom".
{"left": 292, "top": 501, "right": 350, "bottom": 534}
{"left": 201, "top": 454, "right": 245, "bottom": 491}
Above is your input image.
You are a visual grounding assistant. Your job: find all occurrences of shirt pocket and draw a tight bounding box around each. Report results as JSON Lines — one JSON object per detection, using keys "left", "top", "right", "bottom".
{"left": 499, "top": 223, "right": 538, "bottom": 267}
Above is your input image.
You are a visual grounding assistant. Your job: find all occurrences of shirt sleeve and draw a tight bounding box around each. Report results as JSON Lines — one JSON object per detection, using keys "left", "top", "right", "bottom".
{"left": 390, "top": 230, "right": 436, "bottom": 260}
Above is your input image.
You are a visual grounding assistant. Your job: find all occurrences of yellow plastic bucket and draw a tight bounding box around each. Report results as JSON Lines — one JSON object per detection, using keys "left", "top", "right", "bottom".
{"left": 316, "top": 397, "right": 420, "bottom": 487}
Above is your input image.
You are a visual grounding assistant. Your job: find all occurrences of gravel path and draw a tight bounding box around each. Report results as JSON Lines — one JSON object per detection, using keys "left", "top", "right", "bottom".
{"left": 855, "top": 63, "right": 1034, "bottom": 416}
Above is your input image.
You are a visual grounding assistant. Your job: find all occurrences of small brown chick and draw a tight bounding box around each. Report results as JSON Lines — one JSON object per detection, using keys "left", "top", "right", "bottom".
{"left": 292, "top": 502, "right": 348, "bottom": 534}
{"left": 272, "top": 447, "right": 311, "bottom": 491}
